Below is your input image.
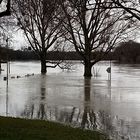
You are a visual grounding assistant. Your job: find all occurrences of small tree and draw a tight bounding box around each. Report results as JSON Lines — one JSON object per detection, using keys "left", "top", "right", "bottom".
{"left": 12, "top": 0, "right": 64, "bottom": 73}
{"left": 58, "top": 0, "right": 134, "bottom": 77}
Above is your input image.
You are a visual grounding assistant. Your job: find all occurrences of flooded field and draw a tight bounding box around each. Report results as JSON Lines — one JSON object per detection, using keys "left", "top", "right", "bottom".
{"left": 0, "top": 61, "right": 140, "bottom": 140}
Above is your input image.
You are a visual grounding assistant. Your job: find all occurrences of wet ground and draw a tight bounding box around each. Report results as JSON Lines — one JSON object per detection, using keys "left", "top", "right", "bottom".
{"left": 0, "top": 61, "right": 140, "bottom": 140}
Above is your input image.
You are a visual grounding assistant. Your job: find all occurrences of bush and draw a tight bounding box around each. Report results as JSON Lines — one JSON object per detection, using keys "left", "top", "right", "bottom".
{"left": 114, "top": 40, "right": 140, "bottom": 63}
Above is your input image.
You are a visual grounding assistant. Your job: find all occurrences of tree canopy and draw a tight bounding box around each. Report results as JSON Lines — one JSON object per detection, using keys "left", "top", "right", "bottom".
{"left": 112, "top": 0, "right": 140, "bottom": 20}
{"left": 12, "top": 0, "right": 65, "bottom": 73}
{"left": 57, "top": 0, "right": 135, "bottom": 76}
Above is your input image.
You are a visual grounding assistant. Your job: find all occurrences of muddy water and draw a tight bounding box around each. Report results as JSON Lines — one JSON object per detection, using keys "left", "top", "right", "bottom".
{"left": 0, "top": 61, "right": 140, "bottom": 140}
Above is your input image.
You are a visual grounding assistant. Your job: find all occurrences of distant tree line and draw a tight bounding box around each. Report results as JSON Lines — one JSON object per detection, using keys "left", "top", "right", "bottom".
{"left": 114, "top": 40, "right": 140, "bottom": 63}
{"left": 1, "top": 40, "right": 140, "bottom": 63}
{"left": 0, "top": 47, "right": 82, "bottom": 61}
{"left": 0, "top": 46, "right": 114, "bottom": 61}
{"left": 0, "top": 48, "right": 94, "bottom": 61}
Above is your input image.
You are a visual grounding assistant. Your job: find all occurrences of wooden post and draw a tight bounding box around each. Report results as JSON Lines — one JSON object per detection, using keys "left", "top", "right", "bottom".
{"left": 110, "top": 59, "right": 111, "bottom": 81}
{"left": 6, "top": 38, "right": 9, "bottom": 86}
{"left": 0, "top": 59, "right": 1, "bottom": 72}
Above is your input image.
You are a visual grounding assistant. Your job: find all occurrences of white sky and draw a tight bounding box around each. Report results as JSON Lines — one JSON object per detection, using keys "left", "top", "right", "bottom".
{"left": 11, "top": 31, "right": 140, "bottom": 50}
{"left": 12, "top": 31, "right": 28, "bottom": 50}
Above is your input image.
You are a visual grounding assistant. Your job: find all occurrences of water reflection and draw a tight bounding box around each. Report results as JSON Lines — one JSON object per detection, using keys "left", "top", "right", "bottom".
{"left": 37, "top": 75, "right": 46, "bottom": 119}
{"left": 18, "top": 75, "right": 140, "bottom": 140}
{"left": 6, "top": 85, "right": 9, "bottom": 116}
{"left": 21, "top": 74, "right": 47, "bottom": 120}
{"left": 1, "top": 61, "right": 140, "bottom": 140}
{"left": 21, "top": 76, "right": 98, "bottom": 129}
{"left": 81, "top": 78, "right": 97, "bottom": 129}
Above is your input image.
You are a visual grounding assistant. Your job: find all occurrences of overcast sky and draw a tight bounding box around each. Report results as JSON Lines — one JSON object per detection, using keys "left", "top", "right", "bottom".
{"left": 12, "top": 31, "right": 28, "bottom": 50}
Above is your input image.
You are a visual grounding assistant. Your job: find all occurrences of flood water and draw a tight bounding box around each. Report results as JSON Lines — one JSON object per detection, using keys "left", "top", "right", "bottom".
{"left": 0, "top": 61, "right": 140, "bottom": 140}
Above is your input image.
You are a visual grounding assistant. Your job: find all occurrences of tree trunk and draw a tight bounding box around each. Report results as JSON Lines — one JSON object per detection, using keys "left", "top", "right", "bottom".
{"left": 40, "top": 50, "right": 47, "bottom": 74}
{"left": 84, "top": 62, "right": 92, "bottom": 77}
{"left": 41, "top": 59, "right": 46, "bottom": 74}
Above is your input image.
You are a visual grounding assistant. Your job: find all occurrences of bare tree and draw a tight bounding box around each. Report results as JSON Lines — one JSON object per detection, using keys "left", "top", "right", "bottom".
{"left": 57, "top": 0, "right": 135, "bottom": 77}
{"left": 12, "top": 0, "right": 64, "bottom": 73}
{"left": 111, "top": 0, "right": 140, "bottom": 20}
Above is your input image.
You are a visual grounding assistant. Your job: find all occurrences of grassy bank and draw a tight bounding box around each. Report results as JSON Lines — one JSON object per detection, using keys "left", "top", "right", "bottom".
{"left": 0, "top": 117, "right": 109, "bottom": 140}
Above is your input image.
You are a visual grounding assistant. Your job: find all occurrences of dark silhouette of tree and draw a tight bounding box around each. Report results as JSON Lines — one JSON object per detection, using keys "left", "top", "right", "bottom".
{"left": 58, "top": 0, "right": 133, "bottom": 77}
{"left": 114, "top": 40, "right": 140, "bottom": 63}
{"left": 0, "top": 0, "right": 11, "bottom": 17}
{"left": 112, "top": 0, "right": 140, "bottom": 21}
{"left": 12, "top": 0, "right": 64, "bottom": 73}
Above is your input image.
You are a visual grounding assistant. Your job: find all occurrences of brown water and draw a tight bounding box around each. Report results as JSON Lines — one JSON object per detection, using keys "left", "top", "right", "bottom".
{"left": 0, "top": 61, "right": 140, "bottom": 140}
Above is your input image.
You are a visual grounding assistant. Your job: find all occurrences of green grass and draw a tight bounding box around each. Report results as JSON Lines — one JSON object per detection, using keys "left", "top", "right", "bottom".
{"left": 0, "top": 117, "right": 109, "bottom": 140}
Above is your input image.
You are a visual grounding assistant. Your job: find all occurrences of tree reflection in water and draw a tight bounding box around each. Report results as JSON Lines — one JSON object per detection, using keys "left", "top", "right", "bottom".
{"left": 21, "top": 75, "right": 140, "bottom": 140}
{"left": 81, "top": 78, "right": 97, "bottom": 129}
{"left": 21, "top": 76, "right": 97, "bottom": 129}
{"left": 37, "top": 75, "right": 46, "bottom": 119}
{"left": 21, "top": 74, "right": 47, "bottom": 120}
